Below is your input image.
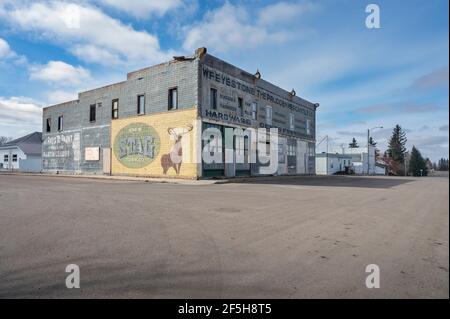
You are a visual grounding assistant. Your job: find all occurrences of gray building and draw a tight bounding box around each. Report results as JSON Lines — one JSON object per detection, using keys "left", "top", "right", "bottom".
{"left": 42, "top": 48, "right": 318, "bottom": 178}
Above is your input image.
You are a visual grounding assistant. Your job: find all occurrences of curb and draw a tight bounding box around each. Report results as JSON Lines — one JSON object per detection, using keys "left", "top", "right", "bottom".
{"left": 0, "top": 172, "right": 222, "bottom": 185}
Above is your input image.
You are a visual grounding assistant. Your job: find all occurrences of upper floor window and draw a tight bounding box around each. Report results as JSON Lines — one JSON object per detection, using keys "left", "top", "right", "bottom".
{"left": 210, "top": 88, "right": 217, "bottom": 110}
{"left": 238, "top": 97, "right": 243, "bottom": 116}
{"left": 90, "top": 104, "right": 96, "bottom": 122}
{"left": 112, "top": 99, "right": 119, "bottom": 119}
{"left": 58, "top": 115, "right": 63, "bottom": 131}
{"left": 251, "top": 102, "right": 257, "bottom": 120}
{"left": 46, "top": 118, "right": 51, "bottom": 132}
{"left": 265, "top": 106, "right": 272, "bottom": 125}
{"left": 168, "top": 88, "right": 178, "bottom": 110}
{"left": 306, "top": 119, "right": 312, "bottom": 135}
{"left": 137, "top": 94, "right": 145, "bottom": 115}
{"left": 289, "top": 113, "right": 295, "bottom": 131}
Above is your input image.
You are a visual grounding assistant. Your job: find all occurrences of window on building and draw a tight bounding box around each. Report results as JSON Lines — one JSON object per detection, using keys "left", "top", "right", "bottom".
{"left": 288, "top": 144, "right": 296, "bottom": 156}
{"left": 90, "top": 104, "right": 96, "bottom": 122}
{"left": 289, "top": 113, "right": 295, "bottom": 131}
{"left": 266, "top": 106, "right": 272, "bottom": 125}
{"left": 306, "top": 119, "right": 311, "bottom": 135}
{"left": 12, "top": 154, "right": 17, "bottom": 162}
{"left": 308, "top": 143, "right": 315, "bottom": 156}
{"left": 168, "top": 88, "right": 178, "bottom": 110}
{"left": 46, "top": 118, "right": 51, "bottom": 132}
{"left": 137, "top": 94, "right": 145, "bottom": 115}
{"left": 112, "top": 99, "right": 119, "bottom": 119}
{"left": 97, "top": 102, "right": 102, "bottom": 108}
{"left": 58, "top": 115, "right": 63, "bottom": 131}
{"left": 4, "top": 155, "right": 8, "bottom": 162}
{"left": 278, "top": 143, "right": 285, "bottom": 163}
{"left": 238, "top": 97, "right": 243, "bottom": 116}
{"left": 210, "top": 88, "right": 217, "bottom": 110}
{"left": 251, "top": 102, "right": 257, "bottom": 120}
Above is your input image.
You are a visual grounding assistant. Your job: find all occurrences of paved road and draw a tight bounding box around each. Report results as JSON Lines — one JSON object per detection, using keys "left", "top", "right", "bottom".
{"left": 0, "top": 174, "right": 448, "bottom": 298}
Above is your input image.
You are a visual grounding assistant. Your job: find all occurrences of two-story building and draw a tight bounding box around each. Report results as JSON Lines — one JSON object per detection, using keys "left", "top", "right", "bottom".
{"left": 42, "top": 48, "right": 318, "bottom": 179}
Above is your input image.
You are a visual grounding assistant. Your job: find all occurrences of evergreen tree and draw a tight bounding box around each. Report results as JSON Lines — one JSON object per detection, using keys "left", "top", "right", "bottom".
{"left": 369, "top": 137, "right": 377, "bottom": 146}
{"left": 387, "top": 125, "right": 407, "bottom": 162}
{"left": 349, "top": 137, "right": 359, "bottom": 148}
{"left": 408, "top": 146, "right": 427, "bottom": 176}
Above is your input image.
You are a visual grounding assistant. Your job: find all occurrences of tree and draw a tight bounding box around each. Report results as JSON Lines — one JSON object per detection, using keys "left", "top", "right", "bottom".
{"left": 369, "top": 137, "right": 377, "bottom": 147}
{"left": 0, "top": 136, "right": 12, "bottom": 145}
{"left": 387, "top": 125, "right": 407, "bottom": 162}
{"left": 438, "top": 158, "right": 449, "bottom": 171}
{"left": 349, "top": 137, "right": 359, "bottom": 148}
{"left": 383, "top": 153, "right": 402, "bottom": 175}
{"left": 408, "top": 146, "right": 427, "bottom": 176}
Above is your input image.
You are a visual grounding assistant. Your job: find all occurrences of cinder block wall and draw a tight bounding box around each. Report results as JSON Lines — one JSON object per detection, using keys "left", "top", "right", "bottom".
{"left": 42, "top": 58, "right": 199, "bottom": 174}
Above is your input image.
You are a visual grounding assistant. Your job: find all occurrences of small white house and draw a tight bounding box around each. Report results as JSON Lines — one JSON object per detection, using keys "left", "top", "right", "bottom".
{"left": 342, "top": 146, "right": 376, "bottom": 175}
{"left": 315, "top": 153, "right": 352, "bottom": 175}
{"left": 0, "top": 132, "right": 42, "bottom": 172}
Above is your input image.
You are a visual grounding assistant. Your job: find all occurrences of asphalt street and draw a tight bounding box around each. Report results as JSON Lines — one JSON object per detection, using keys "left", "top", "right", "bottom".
{"left": 0, "top": 174, "right": 448, "bottom": 298}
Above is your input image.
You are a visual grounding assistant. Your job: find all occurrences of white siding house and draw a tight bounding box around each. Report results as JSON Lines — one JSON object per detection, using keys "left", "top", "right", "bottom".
{"left": 0, "top": 132, "right": 42, "bottom": 172}
{"left": 315, "top": 153, "right": 352, "bottom": 175}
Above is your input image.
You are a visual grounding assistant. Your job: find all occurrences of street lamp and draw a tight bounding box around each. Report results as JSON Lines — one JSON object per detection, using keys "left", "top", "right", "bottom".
{"left": 367, "top": 126, "right": 383, "bottom": 175}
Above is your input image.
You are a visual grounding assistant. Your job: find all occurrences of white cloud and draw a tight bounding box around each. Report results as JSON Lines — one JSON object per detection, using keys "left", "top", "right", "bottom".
{"left": 410, "top": 66, "right": 449, "bottom": 90}
{"left": 71, "top": 44, "right": 122, "bottom": 65}
{"left": 97, "top": 0, "right": 183, "bottom": 18}
{"left": 30, "top": 61, "right": 91, "bottom": 85}
{"left": 257, "top": 1, "right": 316, "bottom": 26}
{"left": 45, "top": 90, "right": 79, "bottom": 105}
{"left": 0, "top": 38, "right": 15, "bottom": 58}
{"left": 182, "top": 2, "right": 310, "bottom": 53}
{"left": 0, "top": 1, "right": 175, "bottom": 67}
{"left": 0, "top": 97, "right": 43, "bottom": 137}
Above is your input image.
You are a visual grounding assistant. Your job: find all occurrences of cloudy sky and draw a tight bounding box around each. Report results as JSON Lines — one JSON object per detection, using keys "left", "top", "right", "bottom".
{"left": 0, "top": 0, "right": 448, "bottom": 161}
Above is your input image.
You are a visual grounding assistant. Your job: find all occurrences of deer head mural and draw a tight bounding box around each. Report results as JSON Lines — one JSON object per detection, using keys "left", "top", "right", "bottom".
{"left": 161, "top": 124, "right": 193, "bottom": 175}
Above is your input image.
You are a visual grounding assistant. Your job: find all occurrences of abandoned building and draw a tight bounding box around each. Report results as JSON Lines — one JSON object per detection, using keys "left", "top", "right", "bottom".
{"left": 42, "top": 48, "right": 318, "bottom": 179}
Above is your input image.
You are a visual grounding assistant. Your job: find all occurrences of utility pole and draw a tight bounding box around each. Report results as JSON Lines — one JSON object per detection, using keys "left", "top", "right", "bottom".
{"left": 326, "top": 135, "right": 329, "bottom": 175}
{"left": 367, "top": 129, "right": 370, "bottom": 176}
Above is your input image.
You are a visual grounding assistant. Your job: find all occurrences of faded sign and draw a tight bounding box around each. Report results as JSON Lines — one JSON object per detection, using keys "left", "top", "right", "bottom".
{"left": 113, "top": 122, "right": 161, "bottom": 169}
{"left": 85, "top": 147, "right": 100, "bottom": 161}
{"left": 42, "top": 132, "right": 81, "bottom": 170}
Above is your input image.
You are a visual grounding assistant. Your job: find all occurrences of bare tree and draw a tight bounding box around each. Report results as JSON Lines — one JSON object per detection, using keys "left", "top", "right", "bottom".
{"left": 0, "top": 136, "right": 12, "bottom": 145}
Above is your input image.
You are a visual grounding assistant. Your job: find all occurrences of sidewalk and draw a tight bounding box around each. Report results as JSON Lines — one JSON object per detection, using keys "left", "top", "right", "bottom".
{"left": 0, "top": 171, "right": 223, "bottom": 185}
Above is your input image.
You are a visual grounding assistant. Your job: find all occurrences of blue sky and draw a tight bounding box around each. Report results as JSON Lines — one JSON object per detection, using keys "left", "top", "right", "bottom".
{"left": 0, "top": 0, "right": 448, "bottom": 161}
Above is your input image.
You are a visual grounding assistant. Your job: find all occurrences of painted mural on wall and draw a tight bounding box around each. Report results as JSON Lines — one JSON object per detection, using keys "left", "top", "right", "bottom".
{"left": 42, "top": 132, "right": 81, "bottom": 171}
{"left": 161, "top": 125, "right": 193, "bottom": 174}
{"left": 110, "top": 108, "right": 198, "bottom": 178}
{"left": 113, "top": 123, "right": 160, "bottom": 169}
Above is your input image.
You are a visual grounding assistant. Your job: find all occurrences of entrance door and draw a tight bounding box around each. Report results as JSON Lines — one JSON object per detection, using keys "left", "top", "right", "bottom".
{"left": 235, "top": 134, "right": 251, "bottom": 177}
{"left": 202, "top": 123, "right": 225, "bottom": 177}
{"left": 102, "top": 148, "right": 111, "bottom": 174}
{"left": 287, "top": 139, "right": 297, "bottom": 174}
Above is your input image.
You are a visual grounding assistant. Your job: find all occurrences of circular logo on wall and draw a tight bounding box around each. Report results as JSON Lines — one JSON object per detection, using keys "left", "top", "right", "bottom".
{"left": 113, "top": 123, "right": 161, "bottom": 168}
